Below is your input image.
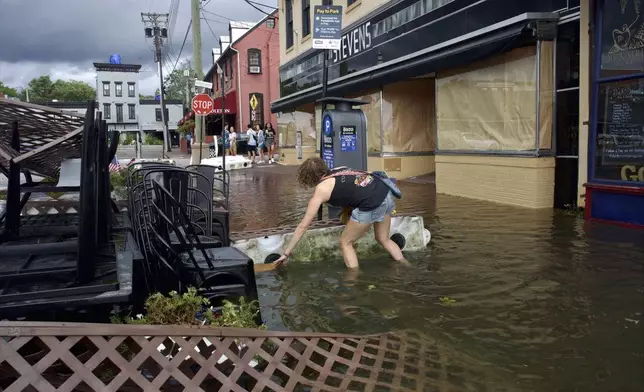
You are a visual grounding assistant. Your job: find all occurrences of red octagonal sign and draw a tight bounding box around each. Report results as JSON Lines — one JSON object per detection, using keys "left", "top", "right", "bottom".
{"left": 192, "top": 93, "right": 214, "bottom": 115}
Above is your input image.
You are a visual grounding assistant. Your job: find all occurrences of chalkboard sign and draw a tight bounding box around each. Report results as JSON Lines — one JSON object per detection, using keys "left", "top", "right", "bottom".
{"left": 599, "top": 80, "right": 644, "bottom": 166}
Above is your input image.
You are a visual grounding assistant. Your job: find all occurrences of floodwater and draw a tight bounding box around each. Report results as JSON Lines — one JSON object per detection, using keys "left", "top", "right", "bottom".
{"left": 228, "top": 165, "right": 644, "bottom": 392}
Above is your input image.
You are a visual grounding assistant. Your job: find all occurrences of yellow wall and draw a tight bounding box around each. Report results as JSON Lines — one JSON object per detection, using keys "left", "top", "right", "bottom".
{"left": 368, "top": 155, "right": 435, "bottom": 178}
{"left": 279, "top": 146, "right": 318, "bottom": 165}
{"left": 279, "top": 0, "right": 391, "bottom": 64}
{"left": 436, "top": 155, "right": 555, "bottom": 208}
{"left": 279, "top": 149, "right": 435, "bottom": 179}
{"left": 578, "top": 0, "right": 590, "bottom": 208}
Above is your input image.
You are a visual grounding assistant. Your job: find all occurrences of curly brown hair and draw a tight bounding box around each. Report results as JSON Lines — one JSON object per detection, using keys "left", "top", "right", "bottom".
{"left": 297, "top": 157, "right": 328, "bottom": 188}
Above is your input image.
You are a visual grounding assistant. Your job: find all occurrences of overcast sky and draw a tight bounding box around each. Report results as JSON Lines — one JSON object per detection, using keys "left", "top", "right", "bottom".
{"left": 0, "top": 0, "right": 276, "bottom": 95}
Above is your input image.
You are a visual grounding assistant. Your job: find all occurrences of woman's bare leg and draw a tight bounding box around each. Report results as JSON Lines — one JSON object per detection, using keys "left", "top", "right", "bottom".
{"left": 339, "top": 220, "right": 371, "bottom": 269}
{"left": 374, "top": 214, "right": 406, "bottom": 262}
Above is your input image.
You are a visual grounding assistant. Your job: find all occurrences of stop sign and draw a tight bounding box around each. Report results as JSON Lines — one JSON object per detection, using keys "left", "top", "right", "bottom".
{"left": 192, "top": 93, "right": 214, "bottom": 115}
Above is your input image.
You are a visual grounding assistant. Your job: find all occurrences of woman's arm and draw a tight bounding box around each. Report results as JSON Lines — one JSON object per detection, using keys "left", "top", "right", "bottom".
{"left": 284, "top": 192, "right": 325, "bottom": 255}
{"left": 274, "top": 184, "right": 331, "bottom": 265}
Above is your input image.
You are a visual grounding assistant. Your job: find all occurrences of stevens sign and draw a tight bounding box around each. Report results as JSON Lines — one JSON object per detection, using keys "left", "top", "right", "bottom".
{"left": 332, "top": 21, "right": 372, "bottom": 64}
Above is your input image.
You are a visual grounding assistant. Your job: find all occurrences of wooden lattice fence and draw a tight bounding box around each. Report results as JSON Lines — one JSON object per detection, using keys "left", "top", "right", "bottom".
{"left": 0, "top": 322, "right": 442, "bottom": 392}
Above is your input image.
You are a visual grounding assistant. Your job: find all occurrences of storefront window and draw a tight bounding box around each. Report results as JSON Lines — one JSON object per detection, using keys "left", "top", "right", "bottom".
{"left": 346, "top": 90, "right": 382, "bottom": 153}
{"left": 600, "top": 0, "right": 644, "bottom": 79}
{"left": 436, "top": 46, "right": 538, "bottom": 151}
{"left": 593, "top": 79, "right": 644, "bottom": 183}
{"left": 591, "top": 0, "right": 644, "bottom": 184}
{"left": 277, "top": 105, "right": 316, "bottom": 147}
{"left": 381, "top": 79, "right": 435, "bottom": 153}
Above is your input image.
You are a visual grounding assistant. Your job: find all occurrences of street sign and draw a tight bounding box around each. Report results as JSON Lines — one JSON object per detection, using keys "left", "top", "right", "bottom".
{"left": 192, "top": 93, "right": 213, "bottom": 115}
{"left": 194, "top": 79, "right": 212, "bottom": 89}
{"left": 312, "top": 5, "right": 343, "bottom": 50}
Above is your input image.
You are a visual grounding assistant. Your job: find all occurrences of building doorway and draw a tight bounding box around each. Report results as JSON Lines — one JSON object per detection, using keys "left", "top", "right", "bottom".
{"left": 554, "top": 19, "right": 581, "bottom": 209}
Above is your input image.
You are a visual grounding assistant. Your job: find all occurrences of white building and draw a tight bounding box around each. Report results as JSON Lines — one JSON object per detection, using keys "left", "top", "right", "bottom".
{"left": 94, "top": 62, "right": 141, "bottom": 132}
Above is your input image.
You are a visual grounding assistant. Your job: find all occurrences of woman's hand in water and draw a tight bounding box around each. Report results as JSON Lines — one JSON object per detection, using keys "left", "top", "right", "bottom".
{"left": 273, "top": 254, "right": 289, "bottom": 267}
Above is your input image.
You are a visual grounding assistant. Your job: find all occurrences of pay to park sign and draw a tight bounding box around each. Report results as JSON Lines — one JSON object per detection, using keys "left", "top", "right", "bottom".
{"left": 312, "top": 5, "right": 343, "bottom": 50}
{"left": 192, "top": 93, "right": 214, "bottom": 115}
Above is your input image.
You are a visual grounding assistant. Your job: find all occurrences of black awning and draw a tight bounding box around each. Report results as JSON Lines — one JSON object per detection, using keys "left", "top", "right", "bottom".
{"left": 272, "top": 21, "right": 535, "bottom": 114}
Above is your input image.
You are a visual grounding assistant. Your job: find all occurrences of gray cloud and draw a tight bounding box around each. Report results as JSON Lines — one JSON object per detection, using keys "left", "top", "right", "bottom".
{"left": 0, "top": 0, "right": 276, "bottom": 87}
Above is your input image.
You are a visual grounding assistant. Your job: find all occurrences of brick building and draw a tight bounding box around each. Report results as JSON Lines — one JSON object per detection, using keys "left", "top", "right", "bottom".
{"left": 203, "top": 11, "right": 280, "bottom": 137}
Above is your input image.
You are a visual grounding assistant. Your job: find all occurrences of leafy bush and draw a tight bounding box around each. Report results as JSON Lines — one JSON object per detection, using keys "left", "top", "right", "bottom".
{"left": 113, "top": 287, "right": 264, "bottom": 329}
{"left": 178, "top": 119, "right": 195, "bottom": 136}
{"left": 144, "top": 133, "right": 164, "bottom": 145}
{"left": 43, "top": 176, "right": 63, "bottom": 199}
{"left": 121, "top": 133, "right": 136, "bottom": 146}
{"left": 109, "top": 169, "right": 128, "bottom": 199}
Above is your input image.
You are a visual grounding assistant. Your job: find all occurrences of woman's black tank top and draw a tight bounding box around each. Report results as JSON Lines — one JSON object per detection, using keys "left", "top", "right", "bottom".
{"left": 324, "top": 168, "right": 390, "bottom": 211}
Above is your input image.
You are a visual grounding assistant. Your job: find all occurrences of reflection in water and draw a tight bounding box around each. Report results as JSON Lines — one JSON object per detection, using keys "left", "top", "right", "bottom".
{"left": 229, "top": 166, "right": 644, "bottom": 391}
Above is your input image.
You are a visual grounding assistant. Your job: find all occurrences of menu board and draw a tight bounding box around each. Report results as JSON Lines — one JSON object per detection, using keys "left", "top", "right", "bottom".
{"left": 600, "top": 81, "right": 644, "bottom": 165}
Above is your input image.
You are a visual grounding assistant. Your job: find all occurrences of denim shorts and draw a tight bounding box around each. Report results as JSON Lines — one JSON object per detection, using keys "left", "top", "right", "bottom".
{"left": 350, "top": 192, "right": 395, "bottom": 224}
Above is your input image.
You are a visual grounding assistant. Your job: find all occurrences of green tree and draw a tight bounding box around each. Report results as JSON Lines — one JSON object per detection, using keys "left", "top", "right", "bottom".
{"left": 19, "top": 75, "right": 54, "bottom": 101}
{"left": 18, "top": 75, "right": 95, "bottom": 102}
{"left": 0, "top": 81, "right": 19, "bottom": 97}
{"left": 51, "top": 79, "right": 95, "bottom": 101}
{"left": 163, "top": 60, "right": 193, "bottom": 105}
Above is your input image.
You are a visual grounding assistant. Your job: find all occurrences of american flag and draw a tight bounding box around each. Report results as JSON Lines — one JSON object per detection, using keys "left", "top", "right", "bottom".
{"left": 109, "top": 155, "right": 120, "bottom": 172}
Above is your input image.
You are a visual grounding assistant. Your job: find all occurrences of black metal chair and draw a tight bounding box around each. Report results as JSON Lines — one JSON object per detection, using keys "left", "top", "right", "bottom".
{"left": 145, "top": 179, "right": 258, "bottom": 310}
{"left": 186, "top": 164, "right": 231, "bottom": 246}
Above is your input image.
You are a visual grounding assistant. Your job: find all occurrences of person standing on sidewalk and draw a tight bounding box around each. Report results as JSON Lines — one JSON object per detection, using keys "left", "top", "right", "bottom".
{"left": 256, "top": 124, "right": 265, "bottom": 164}
{"left": 224, "top": 127, "right": 231, "bottom": 155}
{"left": 246, "top": 123, "right": 257, "bottom": 162}
{"left": 186, "top": 132, "right": 192, "bottom": 154}
{"left": 264, "top": 123, "right": 276, "bottom": 164}
{"left": 229, "top": 126, "right": 238, "bottom": 156}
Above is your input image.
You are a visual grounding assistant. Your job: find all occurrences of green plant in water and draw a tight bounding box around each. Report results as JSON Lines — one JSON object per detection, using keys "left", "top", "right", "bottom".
{"left": 115, "top": 287, "right": 264, "bottom": 329}
{"left": 439, "top": 296, "right": 457, "bottom": 306}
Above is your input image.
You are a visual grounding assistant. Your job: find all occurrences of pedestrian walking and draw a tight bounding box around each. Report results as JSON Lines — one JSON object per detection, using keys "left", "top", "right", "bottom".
{"left": 264, "top": 122, "right": 276, "bottom": 164}
{"left": 186, "top": 132, "right": 192, "bottom": 153}
{"left": 246, "top": 123, "right": 257, "bottom": 162}
{"left": 256, "top": 124, "right": 265, "bottom": 164}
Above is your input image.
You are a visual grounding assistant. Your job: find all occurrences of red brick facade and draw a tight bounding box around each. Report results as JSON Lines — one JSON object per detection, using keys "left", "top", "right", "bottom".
{"left": 211, "top": 13, "right": 279, "bottom": 134}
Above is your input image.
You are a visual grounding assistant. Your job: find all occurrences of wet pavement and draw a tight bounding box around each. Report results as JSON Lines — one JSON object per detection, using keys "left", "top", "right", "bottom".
{"left": 227, "top": 165, "right": 644, "bottom": 392}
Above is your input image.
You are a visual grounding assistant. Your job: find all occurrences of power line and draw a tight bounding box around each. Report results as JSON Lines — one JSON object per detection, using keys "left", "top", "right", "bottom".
{"left": 202, "top": 16, "right": 219, "bottom": 40}
{"left": 201, "top": 16, "right": 229, "bottom": 27}
{"left": 246, "top": 0, "right": 277, "bottom": 10}
{"left": 243, "top": 0, "right": 277, "bottom": 16}
{"left": 170, "top": 20, "right": 192, "bottom": 76}
{"left": 200, "top": 9, "right": 232, "bottom": 22}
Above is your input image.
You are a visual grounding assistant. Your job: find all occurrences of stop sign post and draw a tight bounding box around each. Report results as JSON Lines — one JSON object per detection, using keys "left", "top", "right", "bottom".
{"left": 192, "top": 93, "right": 213, "bottom": 115}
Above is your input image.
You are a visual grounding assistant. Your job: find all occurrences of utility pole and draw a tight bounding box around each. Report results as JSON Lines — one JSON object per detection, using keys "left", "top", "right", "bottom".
{"left": 190, "top": 0, "right": 208, "bottom": 164}
{"left": 183, "top": 69, "right": 191, "bottom": 107}
{"left": 141, "top": 12, "right": 172, "bottom": 154}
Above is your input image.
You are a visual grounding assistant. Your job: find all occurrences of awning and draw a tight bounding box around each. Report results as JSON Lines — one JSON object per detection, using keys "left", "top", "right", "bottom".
{"left": 177, "top": 90, "right": 238, "bottom": 125}
{"left": 271, "top": 12, "right": 558, "bottom": 113}
{"left": 212, "top": 90, "right": 237, "bottom": 115}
